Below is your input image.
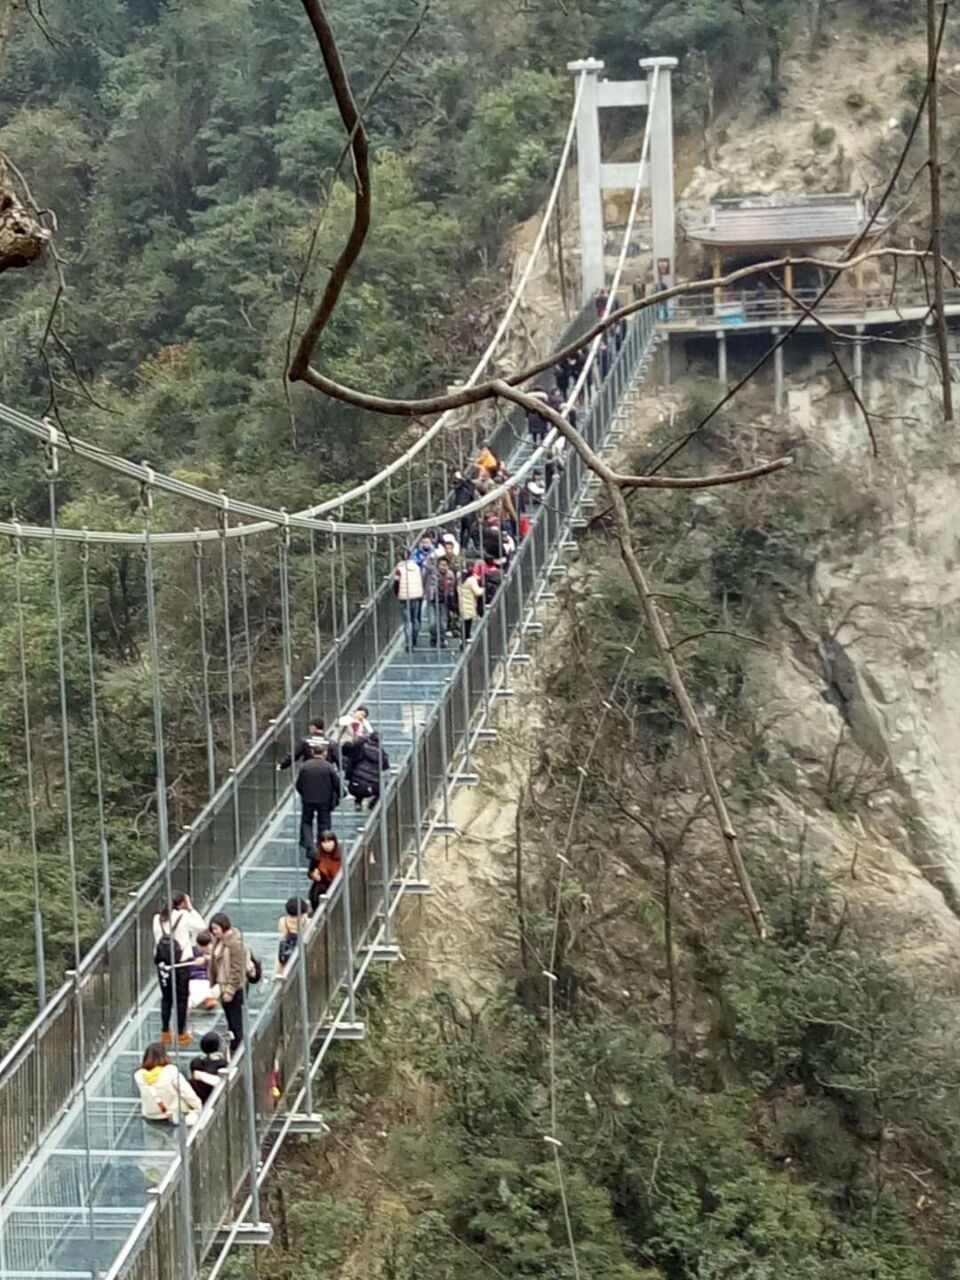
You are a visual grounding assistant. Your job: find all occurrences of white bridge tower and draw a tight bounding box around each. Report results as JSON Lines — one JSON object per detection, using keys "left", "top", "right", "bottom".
{"left": 566, "top": 56, "right": 677, "bottom": 305}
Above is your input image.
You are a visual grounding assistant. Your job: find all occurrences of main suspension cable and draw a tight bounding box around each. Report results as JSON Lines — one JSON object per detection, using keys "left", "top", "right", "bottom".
{"left": 0, "top": 76, "right": 587, "bottom": 547}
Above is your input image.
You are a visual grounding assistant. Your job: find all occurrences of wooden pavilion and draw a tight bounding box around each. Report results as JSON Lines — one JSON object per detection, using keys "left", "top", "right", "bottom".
{"left": 684, "top": 193, "right": 888, "bottom": 310}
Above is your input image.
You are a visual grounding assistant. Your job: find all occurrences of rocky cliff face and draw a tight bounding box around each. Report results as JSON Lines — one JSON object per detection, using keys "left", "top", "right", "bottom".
{"left": 775, "top": 344, "right": 960, "bottom": 921}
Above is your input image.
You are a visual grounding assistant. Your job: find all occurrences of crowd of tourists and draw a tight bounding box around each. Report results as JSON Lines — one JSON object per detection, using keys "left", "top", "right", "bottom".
{"left": 391, "top": 302, "right": 627, "bottom": 655}
{"left": 135, "top": 316, "right": 627, "bottom": 1128}
{"left": 393, "top": 435, "right": 564, "bottom": 652}
{"left": 138, "top": 714, "right": 375, "bottom": 1125}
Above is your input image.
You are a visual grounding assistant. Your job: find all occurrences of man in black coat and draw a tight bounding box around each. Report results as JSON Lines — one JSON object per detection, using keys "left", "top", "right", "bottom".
{"left": 343, "top": 733, "right": 390, "bottom": 810}
{"left": 295, "top": 747, "right": 341, "bottom": 857}
{"left": 278, "top": 719, "right": 328, "bottom": 771}
{"left": 448, "top": 469, "right": 479, "bottom": 551}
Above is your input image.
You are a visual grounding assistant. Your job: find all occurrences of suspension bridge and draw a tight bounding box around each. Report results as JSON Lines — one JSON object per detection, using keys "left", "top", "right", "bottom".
{"left": 0, "top": 57, "right": 672, "bottom": 1280}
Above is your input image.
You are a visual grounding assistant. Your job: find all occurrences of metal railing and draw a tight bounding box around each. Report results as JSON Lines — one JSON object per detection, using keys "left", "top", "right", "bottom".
{"left": 660, "top": 283, "right": 960, "bottom": 327}
{"left": 104, "top": 304, "right": 658, "bottom": 1280}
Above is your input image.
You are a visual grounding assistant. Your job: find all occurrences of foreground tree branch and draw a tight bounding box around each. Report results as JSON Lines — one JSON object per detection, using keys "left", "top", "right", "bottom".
{"left": 926, "top": 0, "right": 953, "bottom": 422}
{"left": 289, "top": 0, "right": 370, "bottom": 381}
{"left": 291, "top": 245, "right": 935, "bottom": 417}
{"left": 495, "top": 381, "right": 769, "bottom": 939}
{"left": 283, "top": 0, "right": 791, "bottom": 937}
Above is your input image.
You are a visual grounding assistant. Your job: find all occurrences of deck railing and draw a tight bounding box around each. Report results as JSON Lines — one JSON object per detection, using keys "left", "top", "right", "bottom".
{"left": 659, "top": 283, "right": 960, "bottom": 327}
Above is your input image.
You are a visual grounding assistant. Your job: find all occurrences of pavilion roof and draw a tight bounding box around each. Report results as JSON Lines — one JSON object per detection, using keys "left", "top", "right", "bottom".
{"left": 685, "top": 194, "right": 888, "bottom": 250}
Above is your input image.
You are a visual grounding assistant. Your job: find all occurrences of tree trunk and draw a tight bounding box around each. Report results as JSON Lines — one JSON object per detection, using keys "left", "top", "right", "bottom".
{"left": 808, "top": 0, "right": 824, "bottom": 52}
{"left": 515, "top": 792, "right": 530, "bottom": 970}
{"left": 0, "top": 0, "right": 20, "bottom": 70}
{"left": 663, "top": 843, "right": 680, "bottom": 1073}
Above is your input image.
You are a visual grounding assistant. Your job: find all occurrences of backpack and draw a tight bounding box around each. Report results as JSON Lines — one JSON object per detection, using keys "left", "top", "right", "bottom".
{"left": 277, "top": 930, "right": 298, "bottom": 968}
{"left": 154, "top": 934, "right": 182, "bottom": 987}
{"left": 245, "top": 951, "right": 263, "bottom": 985}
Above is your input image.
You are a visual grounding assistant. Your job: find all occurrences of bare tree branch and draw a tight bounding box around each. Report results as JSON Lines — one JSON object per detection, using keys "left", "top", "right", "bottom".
{"left": 926, "top": 0, "right": 953, "bottom": 421}
{"left": 282, "top": 1, "right": 429, "bottom": 445}
{"left": 495, "top": 380, "right": 769, "bottom": 939}
{"left": 291, "top": 245, "right": 936, "bottom": 418}
{"left": 769, "top": 273, "right": 879, "bottom": 456}
{"left": 288, "top": 0, "right": 371, "bottom": 382}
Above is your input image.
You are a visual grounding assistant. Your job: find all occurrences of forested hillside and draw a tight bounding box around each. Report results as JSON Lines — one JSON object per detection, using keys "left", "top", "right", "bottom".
{"left": 0, "top": 0, "right": 911, "bottom": 512}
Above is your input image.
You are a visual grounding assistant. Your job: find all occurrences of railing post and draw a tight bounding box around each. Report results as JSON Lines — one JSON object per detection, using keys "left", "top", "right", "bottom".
{"left": 460, "top": 662, "right": 474, "bottom": 778}
{"left": 378, "top": 781, "right": 392, "bottom": 947}
{"left": 481, "top": 623, "right": 492, "bottom": 719}
{"left": 410, "top": 718, "right": 425, "bottom": 883}
{"left": 342, "top": 845, "right": 357, "bottom": 1025}
{"left": 437, "top": 702, "right": 452, "bottom": 834}
{"left": 240, "top": 1001, "right": 262, "bottom": 1227}
{"left": 498, "top": 580, "right": 509, "bottom": 675}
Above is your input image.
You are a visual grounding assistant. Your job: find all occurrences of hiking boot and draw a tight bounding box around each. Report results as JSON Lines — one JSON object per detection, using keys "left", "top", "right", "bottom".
{"left": 178, "top": 1032, "right": 194, "bottom": 1046}
{"left": 160, "top": 1030, "right": 173, "bottom": 1044}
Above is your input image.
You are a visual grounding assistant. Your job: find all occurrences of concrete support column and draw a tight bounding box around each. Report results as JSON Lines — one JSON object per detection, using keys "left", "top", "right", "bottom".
{"left": 640, "top": 56, "right": 679, "bottom": 291}
{"left": 853, "top": 324, "right": 864, "bottom": 403}
{"left": 717, "top": 329, "right": 727, "bottom": 386}
{"left": 772, "top": 329, "right": 784, "bottom": 420}
{"left": 567, "top": 58, "right": 605, "bottom": 304}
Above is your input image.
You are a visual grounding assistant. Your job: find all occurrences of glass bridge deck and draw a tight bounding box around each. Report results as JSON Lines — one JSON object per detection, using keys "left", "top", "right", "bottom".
{"left": 0, "top": 429, "right": 540, "bottom": 1278}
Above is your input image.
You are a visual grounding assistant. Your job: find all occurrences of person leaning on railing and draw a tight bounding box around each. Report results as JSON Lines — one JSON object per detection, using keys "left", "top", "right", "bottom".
{"left": 135, "top": 1042, "right": 202, "bottom": 1127}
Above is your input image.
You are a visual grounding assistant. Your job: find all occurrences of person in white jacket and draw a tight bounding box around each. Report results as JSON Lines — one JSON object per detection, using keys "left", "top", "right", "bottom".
{"left": 151, "top": 891, "right": 206, "bottom": 955}
{"left": 393, "top": 551, "right": 424, "bottom": 651}
{"left": 458, "top": 563, "right": 485, "bottom": 648}
{"left": 135, "top": 1043, "right": 203, "bottom": 1127}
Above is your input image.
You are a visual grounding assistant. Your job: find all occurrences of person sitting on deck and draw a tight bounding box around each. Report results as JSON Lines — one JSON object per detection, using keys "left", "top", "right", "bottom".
{"left": 274, "top": 896, "right": 310, "bottom": 976}
{"left": 135, "top": 1042, "right": 202, "bottom": 1127}
{"left": 190, "top": 1032, "right": 229, "bottom": 1104}
{"left": 187, "top": 930, "right": 218, "bottom": 1012}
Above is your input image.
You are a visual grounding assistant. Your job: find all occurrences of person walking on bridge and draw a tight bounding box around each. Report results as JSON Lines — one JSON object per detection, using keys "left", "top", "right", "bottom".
{"left": 474, "top": 441, "right": 499, "bottom": 477}
{"left": 154, "top": 928, "right": 192, "bottom": 1047}
{"left": 393, "top": 547, "right": 424, "bottom": 652}
{"left": 152, "top": 891, "right": 205, "bottom": 958}
{"left": 295, "top": 745, "right": 341, "bottom": 859}
{"left": 308, "top": 831, "right": 343, "bottom": 912}
{"left": 458, "top": 562, "right": 484, "bottom": 648}
{"left": 344, "top": 732, "right": 389, "bottom": 810}
{"left": 274, "top": 896, "right": 310, "bottom": 977}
